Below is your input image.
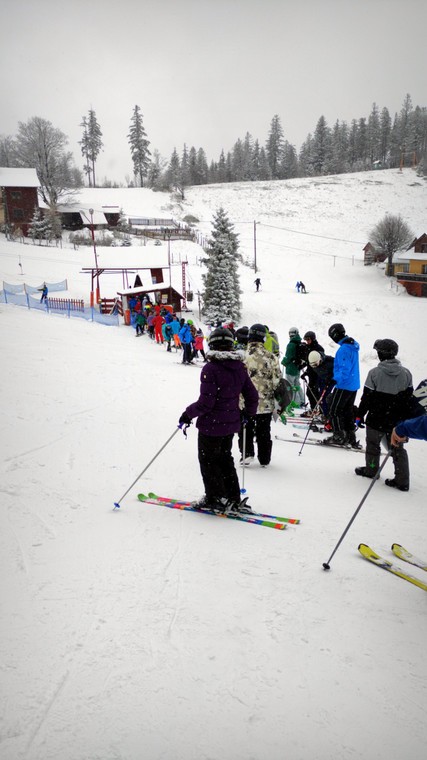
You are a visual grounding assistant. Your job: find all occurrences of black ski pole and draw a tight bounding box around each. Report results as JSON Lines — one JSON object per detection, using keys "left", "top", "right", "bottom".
{"left": 298, "top": 389, "right": 326, "bottom": 456}
{"left": 322, "top": 451, "right": 391, "bottom": 569}
{"left": 113, "top": 424, "right": 188, "bottom": 509}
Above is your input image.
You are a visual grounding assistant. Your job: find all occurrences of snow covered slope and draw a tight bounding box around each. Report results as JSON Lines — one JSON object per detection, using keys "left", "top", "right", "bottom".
{"left": 1, "top": 169, "right": 427, "bottom": 760}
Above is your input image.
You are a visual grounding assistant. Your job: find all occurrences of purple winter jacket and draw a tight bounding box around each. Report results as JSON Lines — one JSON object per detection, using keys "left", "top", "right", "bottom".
{"left": 185, "top": 350, "right": 258, "bottom": 437}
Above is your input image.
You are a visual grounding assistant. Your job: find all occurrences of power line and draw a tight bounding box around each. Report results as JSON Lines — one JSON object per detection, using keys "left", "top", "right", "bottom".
{"left": 259, "top": 222, "right": 363, "bottom": 245}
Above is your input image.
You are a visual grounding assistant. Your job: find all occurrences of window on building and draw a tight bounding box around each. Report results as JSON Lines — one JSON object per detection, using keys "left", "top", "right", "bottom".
{"left": 11, "top": 191, "right": 22, "bottom": 200}
{"left": 400, "top": 264, "right": 410, "bottom": 273}
{"left": 421, "top": 265, "right": 427, "bottom": 274}
{"left": 421, "top": 244, "right": 427, "bottom": 253}
{"left": 12, "top": 209, "right": 24, "bottom": 219}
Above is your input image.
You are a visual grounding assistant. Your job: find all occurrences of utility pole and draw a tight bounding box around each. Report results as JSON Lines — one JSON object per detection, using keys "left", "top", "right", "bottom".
{"left": 254, "top": 220, "right": 258, "bottom": 273}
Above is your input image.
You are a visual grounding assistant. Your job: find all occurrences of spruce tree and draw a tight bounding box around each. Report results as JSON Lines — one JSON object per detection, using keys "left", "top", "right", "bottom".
{"left": 128, "top": 105, "right": 151, "bottom": 186}
{"left": 80, "top": 109, "right": 103, "bottom": 187}
{"left": 266, "top": 114, "right": 285, "bottom": 179}
{"left": 202, "top": 207, "right": 242, "bottom": 324}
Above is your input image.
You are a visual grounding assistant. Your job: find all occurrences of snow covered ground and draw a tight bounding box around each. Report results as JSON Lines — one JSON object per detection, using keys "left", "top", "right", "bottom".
{"left": 1, "top": 168, "right": 427, "bottom": 760}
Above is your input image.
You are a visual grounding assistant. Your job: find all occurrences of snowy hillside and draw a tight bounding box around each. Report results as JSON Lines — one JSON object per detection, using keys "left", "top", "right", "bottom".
{"left": 1, "top": 168, "right": 427, "bottom": 760}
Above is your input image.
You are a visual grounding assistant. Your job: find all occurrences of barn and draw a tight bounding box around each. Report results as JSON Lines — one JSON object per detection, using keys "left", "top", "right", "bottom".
{"left": 0, "top": 167, "right": 40, "bottom": 236}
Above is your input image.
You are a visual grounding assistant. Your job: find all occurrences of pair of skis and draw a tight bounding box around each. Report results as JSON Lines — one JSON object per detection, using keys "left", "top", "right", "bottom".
{"left": 275, "top": 433, "right": 365, "bottom": 453}
{"left": 138, "top": 492, "right": 300, "bottom": 531}
{"left": 359, "top": 544, "right": 427, "bottom": 592}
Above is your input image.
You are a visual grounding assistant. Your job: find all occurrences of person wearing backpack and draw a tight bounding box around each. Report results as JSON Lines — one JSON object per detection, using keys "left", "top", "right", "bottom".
{"left": 281, "top": 327, "right": 305, "bottom": 407}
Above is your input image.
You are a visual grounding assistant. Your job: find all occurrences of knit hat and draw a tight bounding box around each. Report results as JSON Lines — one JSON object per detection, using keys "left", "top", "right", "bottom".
{"left": 308, "top": 350, "right": 322, "bottom": 367}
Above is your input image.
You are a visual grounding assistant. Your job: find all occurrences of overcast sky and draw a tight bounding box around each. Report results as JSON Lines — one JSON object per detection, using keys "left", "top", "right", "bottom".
{"left": 1, "top": 0, "right": 426, "bottom": 184}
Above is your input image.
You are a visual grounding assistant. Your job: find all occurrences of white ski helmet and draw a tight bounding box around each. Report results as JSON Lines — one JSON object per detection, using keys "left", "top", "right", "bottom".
{"left": 308, "top": 350, "right": 322, "bottom": 367}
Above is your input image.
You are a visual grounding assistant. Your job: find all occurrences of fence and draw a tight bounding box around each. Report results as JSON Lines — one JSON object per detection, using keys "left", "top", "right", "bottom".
{"left": 2, "top": 279, "right": 68, "bottom": 294}
{"left": 0, "top": 289, "right": 119, "bottom": 326}
{"left": 48, "top": 297, "right": 84, "bottom": 313}
{"left": 99, "top": 298, "right": 124, "bottom": 316}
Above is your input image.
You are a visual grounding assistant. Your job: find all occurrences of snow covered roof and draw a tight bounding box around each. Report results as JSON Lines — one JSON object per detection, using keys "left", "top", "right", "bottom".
{"left": 117, "top": 283, "right": 183, "bottom": 297}
{"left": 56, "top": 204, "right": 107, "bottom": 226}
{"left": 0, "top": 167, "right": 39, "bottom": 188}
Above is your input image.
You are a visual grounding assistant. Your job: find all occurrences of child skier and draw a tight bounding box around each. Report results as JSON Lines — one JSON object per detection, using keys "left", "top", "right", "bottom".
{"left": 178, "top": 327, "right": 258, "bottom": 514}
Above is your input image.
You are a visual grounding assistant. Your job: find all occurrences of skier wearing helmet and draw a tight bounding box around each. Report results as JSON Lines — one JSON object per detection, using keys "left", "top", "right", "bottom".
{"left": 178, "top": 327, "right": 258, "bottom": 514}
{"left": 325, "top": 323, "right": 360, "bottom": 447}
{"left": 355, "top": 339, "right": 422, "bottom": 491}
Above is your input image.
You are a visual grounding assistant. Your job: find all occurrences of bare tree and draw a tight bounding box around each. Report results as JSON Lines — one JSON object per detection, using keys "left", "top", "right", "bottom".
{"left": 370, "top": 214, "right": 414, "bottom": 276}
{"left": 15, "top": 117, "right": 79, "bottom": 205}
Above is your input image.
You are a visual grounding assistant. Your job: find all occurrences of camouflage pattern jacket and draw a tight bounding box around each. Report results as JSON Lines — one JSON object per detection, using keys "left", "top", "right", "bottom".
{"left": 244, "top": 342, "right": 282, "bottom": 414}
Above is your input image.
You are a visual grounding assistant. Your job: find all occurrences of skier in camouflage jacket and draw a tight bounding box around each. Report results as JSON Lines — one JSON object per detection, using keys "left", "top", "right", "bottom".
{"left": 238, "top": 323, "right": 282, "bottom": 466}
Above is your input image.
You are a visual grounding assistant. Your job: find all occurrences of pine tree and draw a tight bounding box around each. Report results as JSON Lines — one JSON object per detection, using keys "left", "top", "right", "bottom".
{"left": 311, "top": 116, "right": 332, "bottom": 174}
{"left": 202, "top": 207, "right": 242, "bottom": 324}
{"left": 79, "top": 116, "right": 92, "bottom": 185}
{"left": 28, "top": 207, "right": 48, "bottom": 243}
{"left": 80, "top": 109, "right": 103, "bottom": 187}
{"left": 266, "top": 115, "right": 285, "bottom": 179}
{"left": 367, "top": 103, "right": 381, "bottom": 164}
{"left": 128, "top": 105, "right": 151, "bottom": 186}
{"left": 166, "top": 147, "right": 181, "bottom": 190}
{"left": 379, "top": 107, "right": 392, "bottom": 164}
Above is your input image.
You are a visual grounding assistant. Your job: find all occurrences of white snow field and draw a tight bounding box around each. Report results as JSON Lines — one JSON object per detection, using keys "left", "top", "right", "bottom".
{"left": 1, "top": 168, "right": 427, "bottom": 760}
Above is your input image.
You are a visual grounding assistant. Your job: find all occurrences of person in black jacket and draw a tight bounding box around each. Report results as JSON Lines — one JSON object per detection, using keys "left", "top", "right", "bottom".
{"left": 355, "top": 339, "right": 422, "bottom": 491}
{"left": 301, "top": 331, "right": 324, "bottom": 412}
{"left": 307, "top": 350, "right": 335, "bottom": 419}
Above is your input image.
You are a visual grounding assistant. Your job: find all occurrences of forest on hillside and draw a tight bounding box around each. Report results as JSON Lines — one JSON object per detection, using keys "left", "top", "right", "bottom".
{"left": 1, "top": 94, "right": 426, "bottom": 197}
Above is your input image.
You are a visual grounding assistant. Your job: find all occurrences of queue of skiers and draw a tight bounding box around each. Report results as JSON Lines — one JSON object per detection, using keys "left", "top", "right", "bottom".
{"left": 177, "top": 319, "right": 424, "bottom": 516}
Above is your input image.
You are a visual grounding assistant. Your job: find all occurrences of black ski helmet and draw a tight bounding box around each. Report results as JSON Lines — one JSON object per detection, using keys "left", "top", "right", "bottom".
{"left": 328, "top": 323, "right": 346, "bottom": 343}
{"left": 304, "top": 330, "right": 316, "bottom": 342}
{"left": 208, "top": 327, "right": 235, "bottom": 351}
{"left": 373, "top": 338, "right": 398, "bottom": 359}
{"left": 248, "top": 323, "right": 267, "bottom": 342}
{"left": 235, "top": 326, "right": 249, "bottom": 345}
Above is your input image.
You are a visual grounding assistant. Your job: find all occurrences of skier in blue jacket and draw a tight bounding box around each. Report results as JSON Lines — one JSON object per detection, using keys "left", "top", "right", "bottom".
{"left": 179, "top": 321, "right": 195, "bottom": 364}
{"left": 325, "top": 323, "right": 361, "bottom": 447}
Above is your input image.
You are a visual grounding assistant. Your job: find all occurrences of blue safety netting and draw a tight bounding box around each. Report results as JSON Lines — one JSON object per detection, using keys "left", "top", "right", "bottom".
{"left": 2, "top": 279, "right": 68, "bottom": 294}
{"left": 0, "top": 290, "right": 119, "bottom": 326}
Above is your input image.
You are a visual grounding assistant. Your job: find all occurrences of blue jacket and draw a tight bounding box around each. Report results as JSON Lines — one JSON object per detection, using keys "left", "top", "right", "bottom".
{"left": 333, "top": 338, "right": 360, "bottom": 391}
{"left": 179, "top": 324, "right": 194, "bottom": 345}
{"left": 395, "top": 415, "right": 427, "bottom": 441}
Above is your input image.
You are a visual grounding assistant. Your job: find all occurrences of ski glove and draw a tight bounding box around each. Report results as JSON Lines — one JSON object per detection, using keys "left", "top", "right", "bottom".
{"left": 179, "top": 411, "right": 192, "bottom": 426}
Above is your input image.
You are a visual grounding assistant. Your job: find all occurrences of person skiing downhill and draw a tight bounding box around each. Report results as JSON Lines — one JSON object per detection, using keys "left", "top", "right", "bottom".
{"left": 178, "top": 327, "right": 258, "bottom": 514}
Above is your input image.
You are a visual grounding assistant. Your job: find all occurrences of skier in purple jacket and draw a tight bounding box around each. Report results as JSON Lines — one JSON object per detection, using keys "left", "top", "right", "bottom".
{"left": 179, "top": 327, "right": 258, "bottom": 515}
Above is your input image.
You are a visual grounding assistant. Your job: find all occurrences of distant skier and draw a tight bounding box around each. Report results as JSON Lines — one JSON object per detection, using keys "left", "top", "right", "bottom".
{"left": 254, "top": 277, "right": 261, "bottom": 292}
{"left": 299, "top": 281, "right": 307, "bottom": 293}
{"left": 40, "top": 283, "right": 48, "bottom": 303}
{"left": 295, "top": 281, "right": 300, "bottom": 293}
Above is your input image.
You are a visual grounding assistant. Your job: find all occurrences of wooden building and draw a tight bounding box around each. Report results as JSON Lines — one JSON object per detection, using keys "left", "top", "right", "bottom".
{"left": 363, "top": 242, "right": 386, "bottom": 265}
{"left": 0, "top": 167, "right": 39, "bottom": 236}
{"left": 393, "top": 234, "right": 427, "bottom": 297}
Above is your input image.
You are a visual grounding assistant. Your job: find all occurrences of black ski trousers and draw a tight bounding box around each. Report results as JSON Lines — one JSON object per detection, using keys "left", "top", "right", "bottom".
{"left": 238, "top": 413, "right": 273, "bottom": 466}
{"left": 198, "top": 431, "right": 241, "bottom": 504}
{"left": 365, "top": 427, "right": 409, "bottom": 488}
{"left": 329, "top": 388, "right": 357, "bottom": 436}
